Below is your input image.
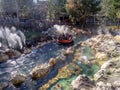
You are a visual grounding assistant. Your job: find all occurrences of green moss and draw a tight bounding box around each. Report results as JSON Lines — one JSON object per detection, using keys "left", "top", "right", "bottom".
{"left": 50, "top": 76, "right": 77, "bottom": 90}
{"left": 77, "top": 63, "right": 100, "bottom": 78}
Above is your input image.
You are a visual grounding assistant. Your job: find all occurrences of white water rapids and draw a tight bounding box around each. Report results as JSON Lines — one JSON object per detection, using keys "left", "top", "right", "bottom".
{"left": 0, "top": 26, "right": 26, "bottom": 51}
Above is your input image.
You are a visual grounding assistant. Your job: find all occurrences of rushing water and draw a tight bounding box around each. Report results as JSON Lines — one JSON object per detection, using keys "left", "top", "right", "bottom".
{"left": 0, "top": 26, "right": 26, "bottom": 50}
{"left": 0, "top": 35, "right": 90, "bottom": 89}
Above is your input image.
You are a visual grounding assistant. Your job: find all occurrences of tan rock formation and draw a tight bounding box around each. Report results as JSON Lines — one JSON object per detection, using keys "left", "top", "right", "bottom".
{"left": 30, "top": 63, "right": 51, "bottom": 79}
{"left": 10, "top": 74, "right": 27, "bottom": 86}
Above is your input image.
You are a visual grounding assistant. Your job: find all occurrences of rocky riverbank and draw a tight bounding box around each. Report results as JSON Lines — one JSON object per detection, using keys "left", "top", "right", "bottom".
{"left": 0, "top": 35, "right": 54, "bottom": 63}
{"left": 37, "top": 34, "right": 120, "bottom": 90}
{"left": 70, "top": 34, "right": 120, "bottom": 90}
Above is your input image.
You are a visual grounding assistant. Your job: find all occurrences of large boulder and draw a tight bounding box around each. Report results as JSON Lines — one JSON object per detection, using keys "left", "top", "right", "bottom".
{"left": 0, "top": 82, "right": 8, "bottom": 90}
{"left": 10, "top": 74, "right": 27, "bottom": 87}
{"left": 71, "top": 75, "right": 95, "bottom": 90}
{"left": 101, "top": 60, "right": 114, "bottom": 69}
{"left": 5, "top": 49, "right": 21, "bottom": 59}
{"left": 30, "top": 63, "right": 51, "bottom": 79}
{"left": 95, "top": 82, "right": 114, "bottom": 90}
{"left": 0, "top": 53, "right": 9, "bottom": 63}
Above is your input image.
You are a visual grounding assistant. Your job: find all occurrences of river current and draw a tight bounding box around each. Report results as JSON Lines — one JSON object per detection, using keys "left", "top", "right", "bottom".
{"left": 0, "top": 35, "right": 89, "bottom": 90}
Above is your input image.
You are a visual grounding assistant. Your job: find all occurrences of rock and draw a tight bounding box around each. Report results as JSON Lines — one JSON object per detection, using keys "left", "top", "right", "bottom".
{"left": 23, "top": 48, "right": 31, "bottom": 54}
{"left": 94, "top": 69, "right": 106, "bottom": 81}
{"left": 10, "top": 74, "right": 27, "bottom": 87}
{"left": 95, "top": 52, "right": 108, "bottom": 61}
{"left": 96, "top": 81, "right": 105, "bottom": 87}
{"left": 0, "top": 82, "right": 9, "bottom": 90}
{"left": 95, "top": 82, "right": 115, "bottom": 90}
{"left": 0, "top": 53, "right": 9, "bottom": 63}
{"left": 65, "top": 47, "right": 74, "bottom": 55}
{"left": 49, "top": 58, "right": 57, "bottom": 67}
{"left": 101, "top": 60, "right": 114, "bottom": 69}
{"left": 114, "top": 35, "right": 120, "bottom": 43}
{"left": 55, "top": 56, "right": 61, "bottom": 62}
{"left": 71, "top": 75, "right": 95, "bottom": 90}
{"left": 115, "top": 68, "right": 120, "bottom": 73}
{"left": 62, "top": 47, "right": 74, "bottom": 55}
{"left": 53, "top": 84, "right": 63, "bottom": 90}
{"left": 81, "top": 35, "right": 118, "bottom": 56}
{"left": 30, "top": 63, "right": 51, "bottom": 79}
{"left": 81, "top": 55, "right": 90, "bottom": 64}
{"left": 113, "top": 81, "right": 120, "bottom": 87}
{"left": 49, "top": 56, "right": 61, "bottom": 67}
{"left": 94, "top": 57, "right": 120, "bottom": 83}
{"left": 96, "top": 81, "right": 106, "bottom": 90}
{"left": 61, "top": 49, "right": 66, "bottom": 55}
{"left": 5, "top": 49, "right": 21, "bottom": 59}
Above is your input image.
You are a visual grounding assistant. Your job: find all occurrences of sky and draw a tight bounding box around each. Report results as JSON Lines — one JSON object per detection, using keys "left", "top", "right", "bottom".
{"left": 33, "top": 0, "right": 47, "bottom": 4}
{"left": 33, "top": 0, "right": 37, "bottom": 4}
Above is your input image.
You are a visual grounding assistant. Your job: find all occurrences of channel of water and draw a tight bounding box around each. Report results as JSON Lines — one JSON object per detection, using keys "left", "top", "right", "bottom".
{"left": 0, "top": 35, "right": 91, "bottom": 90}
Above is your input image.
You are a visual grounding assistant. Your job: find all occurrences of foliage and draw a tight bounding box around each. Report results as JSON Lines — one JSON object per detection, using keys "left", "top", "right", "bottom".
{"left": 101, "top": 0, "right": 120, "bottom": 20}
{"left": 18, "top": 0, "right": 33, "bottom": 18}
{"left": 47, "top": 0, "right": 66, "bottom": 20}
{"left": 65, "top": 0, "right": 101, "bottom": 25}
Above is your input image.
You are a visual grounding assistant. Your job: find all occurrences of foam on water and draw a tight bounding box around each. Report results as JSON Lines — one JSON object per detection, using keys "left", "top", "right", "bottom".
{"left": 0, "top": 26, "right": 26, "bottom": 50}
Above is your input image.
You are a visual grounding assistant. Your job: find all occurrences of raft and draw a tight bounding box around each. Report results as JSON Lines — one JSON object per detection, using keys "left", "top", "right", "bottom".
{"left": 57, "top": 38, "right": 73, "bottom": 44}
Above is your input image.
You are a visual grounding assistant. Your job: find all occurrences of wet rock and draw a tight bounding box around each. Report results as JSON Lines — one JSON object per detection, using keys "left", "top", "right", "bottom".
{"left": 30, "top": 63, "right": 51, "bottom": 79}
{"left": 71, "top": 75, "right": 95, "bottom": 90}
{"left": 0, "top": 53, "right": 9, "bottom": 63}
{"left": 0, "top": 82, "right": 9, "bottom": 90}
{"left": 59, "top": 54, "right": 66, "bottom": 61}
{"left": 81, "top": 55, "right": 90, "bottom": 64}
{"left": 5, "top": 49, "right": 21, "bottom": 59}
{"left": 23, "top": 48, "right": 31, "bottom": 54}
{"left": 53, "top": 84, "right": 63, "bottom": 90}
{"left": 65, "top": 47, "right": 74, "bottom": 54}
{"left": 74, "top": 49, "right": 82, "bottom": 61}
{"left": 55, "top": 56, "right": 61, "bottom": 62}
{"left": 49, "top": 56, "right": 61, "bottom": 67}
{"left": 49, "top": 58, "right": 57, "bottom": 67}
{"left": 10, "top": 74, "right": 27, "bottom": 87}
{"left": 62, "top": 47, "right": 74, "bottom": 55}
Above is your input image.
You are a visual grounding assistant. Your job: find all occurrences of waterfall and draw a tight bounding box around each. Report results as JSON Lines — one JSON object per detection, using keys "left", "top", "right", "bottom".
{"left": 0, "top": 26, "right": 26, "bottom": 50}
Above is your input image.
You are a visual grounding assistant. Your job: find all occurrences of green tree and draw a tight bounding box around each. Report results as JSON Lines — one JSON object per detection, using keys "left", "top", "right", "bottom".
{"left": 101, "top": 0, "right": 120, "bottom": 19}
{"left": 66, "top": 0, "right": 101, "bottom": 26}
{"left": 107, "top": 0, "right": 120, "bottom": 20}
{"left": 100, "top": 0, "right": 120, "bottom": 27}
{"left": 47, "top": 0, "right": 66, "bottom": 21}
{"left": 18, "top": 0, "right": 33, "bottom": 18}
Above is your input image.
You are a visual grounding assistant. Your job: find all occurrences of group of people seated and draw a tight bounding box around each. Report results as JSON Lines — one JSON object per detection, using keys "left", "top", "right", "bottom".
{"left": 58, "top": 33, "right": 72, "bottom": 40}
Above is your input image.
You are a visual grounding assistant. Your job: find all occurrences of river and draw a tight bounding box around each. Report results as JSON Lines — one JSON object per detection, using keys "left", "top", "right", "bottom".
{"left": 0, "top": 35, "right": 90, "bottom": 90}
